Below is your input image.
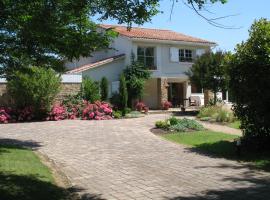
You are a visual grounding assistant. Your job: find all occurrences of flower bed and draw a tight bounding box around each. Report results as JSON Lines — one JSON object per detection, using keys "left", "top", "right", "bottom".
{"left": 155, "top": 117, "right": 204, "bottom": 132}
{"left": 0, "top": 100, "right": 114, "bottom": 123}
{"left": 0, "top": 108, "right": 11, "bottom": 123}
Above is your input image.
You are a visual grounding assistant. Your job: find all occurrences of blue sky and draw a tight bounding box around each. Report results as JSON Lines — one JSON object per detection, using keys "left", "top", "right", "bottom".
{"left": 94, "top": 0, "right": 270, "bottom": 51}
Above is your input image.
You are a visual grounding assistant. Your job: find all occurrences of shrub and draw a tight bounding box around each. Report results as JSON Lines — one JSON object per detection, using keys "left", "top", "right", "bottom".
{"left": 16, "top": 107, "right": 34, "bottom": 121}
{"left": 100, "top": 77, "right": 109, "bottom": 101}
{"left": 155, "top": 117, "right": 204, "bottom": 132}
{"left": 0, "top": 107, "right": 11, "bottom": 123}
{"left": 119, "top": 74, "right": 128, "bottom": 116}
{"left": 178, "top": 118, "right": 204, "bottom": 131}
{"left": 81, "top": 78, "right": 100, "bottom": 102}
{"left": 135, "top": 101, "right": 149, "bottom": 113}
{"left": 170, "top": 123, "right": 187, "bottom": 132}
{"left": 162, "top": 101, "right": 172, "bottom": 110}
{"left": 155, "top": 120, "right": 170, "bottom": 129}
{"left": 82, "top": 101, "right": 113, "bottom": 120}
{"left": 169, "top": 116, "right": 179, "bottom": 126}
{"left": 124, "top": 55, "right": 151, "bottom": 107}
{"left": 7, "top": 67, "right": 61, "bottom": 119}
{"left": 125, "top": 107, "right": 132, "bottom": 114}
{"left": 110, "top": 92, "right": 121, "bottom": 110}
{"left": 197, "top": 106, "right": 220, "bottom": 118}
{"left": 48, "top": 105, "right": 67, "bottom": 121}
{"left": 113, "top": 110, "right": 122, "bottom": 119}
{"left": 197, "top": 105, "right": 235, "bottom": 123}
{"left": 62, "top": 94, "right": 84, "bottom": 119}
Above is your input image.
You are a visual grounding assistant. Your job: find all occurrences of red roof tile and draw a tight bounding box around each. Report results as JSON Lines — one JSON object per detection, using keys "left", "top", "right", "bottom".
{"left": 66, "top": 54, "right": 125, "bottom": 74}
{"left": 100, "top": 24, "right": 216, "bottom": 45}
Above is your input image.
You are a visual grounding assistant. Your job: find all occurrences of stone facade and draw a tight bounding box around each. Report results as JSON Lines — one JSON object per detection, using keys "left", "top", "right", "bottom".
{"left": 0, "top": 83, "right": 9, "bottom": 106}
{"left": 157, "top": 78, "right": 168, "bottom": 109}
{"left": 0, "top": 83, "right": 81, "bottom": 106}
{"left": 56, "top": 83, "right": 81, "bottom": 101}
{"left": 204, "top": 89, "right": 214, "bottom": 105}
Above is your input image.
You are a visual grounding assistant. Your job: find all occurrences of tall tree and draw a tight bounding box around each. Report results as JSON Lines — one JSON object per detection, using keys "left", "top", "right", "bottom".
{"left": 0, "top": 0, "right": 227, "bottom": 78}
{"left": 228, "top": 19, "right": 270, "bottom": 146}
{"left": 187, "top": 51, "right": 228, "bottom": 104}
{"left": 0, "top": 0, "right": 116, "bottom": 77}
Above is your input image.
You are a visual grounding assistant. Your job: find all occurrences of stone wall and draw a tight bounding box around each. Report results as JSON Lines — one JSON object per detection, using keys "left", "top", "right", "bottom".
{"left": 0, "top": 83, "right": 10, "bottom": 106}
{"left": 0, "top": 82, "right": 81, "bottom": 106}
{"left": 56, "top": 83, "right": 81, "bottom": 101}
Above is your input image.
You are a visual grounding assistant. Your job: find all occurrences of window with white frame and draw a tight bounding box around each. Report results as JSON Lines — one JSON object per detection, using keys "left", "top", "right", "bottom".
{"left": 137, "top": 46, "right": 156, "bottom": 70}
{"left": 179, "top": 49, "right": 193, "bottom": 62}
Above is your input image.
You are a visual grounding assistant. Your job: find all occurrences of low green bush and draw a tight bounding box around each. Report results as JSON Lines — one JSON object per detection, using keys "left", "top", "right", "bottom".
{"left": 125, "top": 107, "right": 132, "bottom": 114}
{"left": 155, "top": 120, "right": 170, "bottom": 129}
{"left": 169, "top": 117, "right": 179, "bottom": 126}
{"left": 170, "top": 123, "right": 186, "bottom": 132}
{"left": 173, "top": 118, "right": 204, "bottom": 131}
{"left": 155, "top": 117, "right": 204, "bottom": 132}
{"left": 113, "top": 110, "right": 122, "bottom": 119}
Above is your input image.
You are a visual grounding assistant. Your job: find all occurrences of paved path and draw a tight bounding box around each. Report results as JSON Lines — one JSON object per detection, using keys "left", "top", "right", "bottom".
{"left": 0, "top": 114, "right": 269, "bottom": 200}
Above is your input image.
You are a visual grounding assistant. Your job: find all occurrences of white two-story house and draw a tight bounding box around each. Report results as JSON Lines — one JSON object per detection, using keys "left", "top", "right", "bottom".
{"left": 66, "top": 25, "right": 216, "bottom": 109}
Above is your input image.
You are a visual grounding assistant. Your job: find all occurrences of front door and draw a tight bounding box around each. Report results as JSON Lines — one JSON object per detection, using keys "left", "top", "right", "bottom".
{"left": 168, "top": 83, "right": 184, "bottom": 107}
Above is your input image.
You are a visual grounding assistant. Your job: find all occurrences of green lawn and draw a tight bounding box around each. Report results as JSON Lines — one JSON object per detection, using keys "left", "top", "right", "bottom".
{"left": 0, "top": 143, "right": 73, "bottom": 200}
{"left": 162, "top": 131, "right": 270, "bottom": 171}
{"left": 228, "top": 120, "right": 241, "bottom": 129}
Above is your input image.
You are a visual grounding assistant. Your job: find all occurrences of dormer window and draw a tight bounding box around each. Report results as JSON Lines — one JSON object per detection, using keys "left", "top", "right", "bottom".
{"left": 137, "top": 47, "right": 156, "bottom": 70}
{"left": 179, "top": 49, "right": 193, "bottom": 62}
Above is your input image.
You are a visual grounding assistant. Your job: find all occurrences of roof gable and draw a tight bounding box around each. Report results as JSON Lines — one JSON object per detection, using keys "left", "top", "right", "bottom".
{"left": 100, "top": 24, "right": 216, "bottom": 45}
{"left": 66, "top": 54, "right": 125, "bottom": 74}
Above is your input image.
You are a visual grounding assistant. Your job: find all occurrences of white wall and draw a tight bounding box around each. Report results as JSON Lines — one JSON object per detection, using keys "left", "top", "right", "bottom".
{"left": 81, "top": 58, "right": 125, "bottom": 97}
{"left": 132, "top": 41, "right": 209, "bottom": 79}
{"left": 65, "top": 35, "right": 132, "bottom": 70}
{"left": 112, "top": 36, "right": 133, "bottom": 66}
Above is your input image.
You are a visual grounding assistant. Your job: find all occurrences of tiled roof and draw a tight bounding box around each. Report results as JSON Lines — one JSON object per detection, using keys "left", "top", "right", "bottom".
{"left": 100, "top": 24, "right": 216, "bottom": 45}
{"left": 66, "top": 54, "right": 125, "bottom": 74}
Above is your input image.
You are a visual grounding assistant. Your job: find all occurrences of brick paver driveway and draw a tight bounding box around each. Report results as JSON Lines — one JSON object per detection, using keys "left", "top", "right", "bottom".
{"left": 1, "top": 114, "right": 270, "bottom": 200}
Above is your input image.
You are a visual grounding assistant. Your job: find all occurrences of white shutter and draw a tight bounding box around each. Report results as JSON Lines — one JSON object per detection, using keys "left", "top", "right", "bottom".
{"left": 196, "top": 49, "right": 206, "bottom": 57}
{"left": 111, "top": 81, "right": 120, "bottom": 94}
{"left": 170, "top": 47, "right": 179, "bottom": 62}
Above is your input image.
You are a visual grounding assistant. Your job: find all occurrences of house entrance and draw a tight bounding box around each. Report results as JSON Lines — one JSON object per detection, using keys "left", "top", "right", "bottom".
{"left": 168, "top": 83, "right": 184, "bottom": 107}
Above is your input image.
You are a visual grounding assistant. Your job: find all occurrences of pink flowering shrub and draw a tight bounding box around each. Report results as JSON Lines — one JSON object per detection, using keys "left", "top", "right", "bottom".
{"left": 17, "top": 107, "right": 34, "bottom": 121}
{"left": 135, "top": 101, "right": 149, "bottom": 114}
{"left": 47, "top": 105, "right": 67, "bottom": 121}
{"left": 0, "top": 107, "right": 11, "bottom": 123}
{"left": 162, "top": 101, "right": 172, "bottom": 110}
{"left": 82, "top": 101, "right": 113, "bottom": 120}
{"left": 65, "top": 100, "right": 85, "bottom": 120}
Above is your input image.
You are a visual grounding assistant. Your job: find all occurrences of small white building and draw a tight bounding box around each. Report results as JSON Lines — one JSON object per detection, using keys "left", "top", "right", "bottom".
{"left": 66, "top": 25, "right": 217, "bottom": 109}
